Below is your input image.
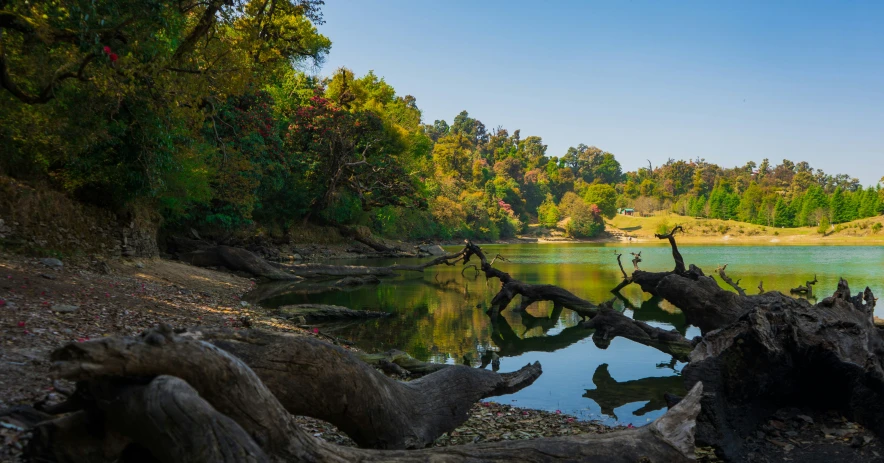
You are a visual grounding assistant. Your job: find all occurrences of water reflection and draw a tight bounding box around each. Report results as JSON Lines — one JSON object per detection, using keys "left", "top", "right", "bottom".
{"left": 583, "top": 364, "right": 686, "bottom": 420}
{"left": 252, "top": 244, "right": 884, "bottom": 424}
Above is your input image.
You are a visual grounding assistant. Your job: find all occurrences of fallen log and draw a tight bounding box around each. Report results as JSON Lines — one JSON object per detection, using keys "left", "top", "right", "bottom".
{"left": 682, "top": 279, "right": 882, "bottom": 461}
{"left": 277, "top": 304, "right": 391, "bottom": 323}
{"left": 715, "top": 264, "right": 746, "bottom": 297}
{"left": 180, "top": 245, "right": 301, "bottom": 280}
{"left": 580, "top": 305, "right": 693, "bottom": 362}
{"left": 462, "top": 241, "right": 598, "bottom": 319}
{"left": 356, "top": 349, "right": 450, "bottom": 377}
{"left": 35, "top": 325, "right": 704, "bottom": 462}
{"left": 789, "top": 274, "right": 818, "bottom": 296}
{"left": 50, "top": 326, "right": 541, "bottom": 450}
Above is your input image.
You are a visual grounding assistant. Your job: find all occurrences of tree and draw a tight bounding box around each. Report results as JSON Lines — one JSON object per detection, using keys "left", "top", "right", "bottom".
{"left": 583, "top": 184, "right": 618, "bottom": 219}
{"left": 564, "top": 201, "right": 605, "bottom": 238}
{"left": 537, "top": 194, "right": 561, "bottom": 227}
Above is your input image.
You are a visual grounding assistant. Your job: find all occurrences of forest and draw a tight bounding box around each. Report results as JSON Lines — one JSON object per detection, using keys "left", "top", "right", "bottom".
{"left": 2, "top": 1, "right": 881, "bottom": 245}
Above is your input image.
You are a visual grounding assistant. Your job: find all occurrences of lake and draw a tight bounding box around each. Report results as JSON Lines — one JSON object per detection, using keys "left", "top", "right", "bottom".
{"left": 255, "top": 244, "right": 884, "bottom": 426}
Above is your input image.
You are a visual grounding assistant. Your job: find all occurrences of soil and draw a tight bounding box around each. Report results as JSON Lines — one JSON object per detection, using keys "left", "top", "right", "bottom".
{"left": 2, "top": 249, "right": 882, "bottom": 462}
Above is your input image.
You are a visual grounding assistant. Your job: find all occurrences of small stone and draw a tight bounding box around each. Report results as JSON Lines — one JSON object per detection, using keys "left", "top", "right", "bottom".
{"left": 795, "top": 414, "right": 814, "bottom": 424}
{"left": 52, "top": 304, "right": 79, "bottom": 313}
{"left": 240, "top": 301, "right": 250, "bottom": 307}
{"left": 40, "top": 273, "right": 56, "bottom": 280}
{"left": 40, "top": 258, "right": 63, "bottom": 269}
{"left": 135, "top": 262, "right": 144, "bottom": 269}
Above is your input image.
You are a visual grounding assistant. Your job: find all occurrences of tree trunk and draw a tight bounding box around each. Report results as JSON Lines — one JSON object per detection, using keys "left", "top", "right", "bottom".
{"left": 35, "top": 325, "right": 705, "bottom": 462}
{"left": 51, "top": 326, "right": 541, "bottom": 450}
{"left": 277, "top": 304, "right": 391, "bottom": 323}
{"left": 682, "top": 279, "right": 882, "bottom": 461}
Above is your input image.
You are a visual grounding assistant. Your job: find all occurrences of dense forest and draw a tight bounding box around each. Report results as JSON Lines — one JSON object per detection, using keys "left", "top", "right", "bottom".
{"left": 2, "top": 0, "right": 882, "bottom": 243}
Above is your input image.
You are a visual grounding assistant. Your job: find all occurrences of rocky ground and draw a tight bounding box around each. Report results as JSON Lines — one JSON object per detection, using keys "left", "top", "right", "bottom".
{"left": 2, "top": 250, "right": 881, "bottom": 462}
{"left": 0, "top": 251, "right": 614, "bottom": 461}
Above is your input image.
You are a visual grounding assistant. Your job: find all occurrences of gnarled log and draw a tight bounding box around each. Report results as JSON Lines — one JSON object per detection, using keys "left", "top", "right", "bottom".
{"left": 683, "top": 279, "right": 882, "bottom": 461}
{"left": 580, "top": 305, "right": 693, "bottom": 362}
{"left": 179, "top": 245, "right": 301, "bottom": 280}
{"left": 463, "top": 241, "right": 598, "bottom": 319}
{"left": 51, "top": 326, "right": 541, "bottom": 450}
{"left": 277, "top": 304, "right": 391, "bottom": 323}
{"left": 42, "top": 327, "right": 706, "bottom": 462}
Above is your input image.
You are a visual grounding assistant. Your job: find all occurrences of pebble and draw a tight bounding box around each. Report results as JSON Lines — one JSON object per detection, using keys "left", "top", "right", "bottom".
{"left": 52, "top": 304, "right": 80, "bottom": 313}
{"left": 39, "top": 258, "right": 63, "bottom": 269}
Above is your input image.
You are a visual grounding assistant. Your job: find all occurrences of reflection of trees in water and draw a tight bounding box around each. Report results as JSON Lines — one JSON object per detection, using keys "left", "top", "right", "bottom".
{"left": 583, "top": 364, "right": 685, "bottom": 420}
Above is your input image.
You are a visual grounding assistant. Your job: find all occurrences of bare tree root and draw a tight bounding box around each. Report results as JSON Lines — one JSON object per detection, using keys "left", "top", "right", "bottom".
{"left": 50, "top": 326, "right": 541, "bottom": 450}
{"left": 36, "top": 328, "right": 705, "bottom": 462}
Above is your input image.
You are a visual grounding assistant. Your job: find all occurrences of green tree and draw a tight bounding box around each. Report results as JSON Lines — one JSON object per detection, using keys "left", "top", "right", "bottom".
{"left": 537, "top": 194, "right": 561, "bottom": 227}
{"left": 583, "top": 183, "right": 618, "bottom": 219}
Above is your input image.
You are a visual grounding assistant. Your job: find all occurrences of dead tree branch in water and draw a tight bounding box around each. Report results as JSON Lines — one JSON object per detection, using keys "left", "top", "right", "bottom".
{"left": 715, "top": 264, "right": 746, "bottom": 296}
{"left": 790, "top": 274, "right": 818, "bottom": 296}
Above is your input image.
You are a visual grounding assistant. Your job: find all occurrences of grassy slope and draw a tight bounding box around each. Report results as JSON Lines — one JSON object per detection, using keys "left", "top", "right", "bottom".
{"left": 607, "top": 213, "right": 884, "bottom": 245}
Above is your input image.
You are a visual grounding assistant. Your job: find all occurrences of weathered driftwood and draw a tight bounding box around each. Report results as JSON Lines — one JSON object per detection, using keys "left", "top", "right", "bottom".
{"left": 580, "top": 305, "right": 693, "bottom": 362}
{"left": 715, "top": 264, "right": 746, "bottom": 297}
{"left": 179, "top": 244, "right": 302, "bottom": 280}
{"left": 611, "top": 252, "right": 633, "bottom": 293}
{"left": 610, "top": 227, "right": 884, "bottom": 461}
{"left": 789, "top": 274, "right": 818, "bottom": 296}
{"left": 277, "top": 304, "right": 391, "bottom": 323}
{"left": 356, "top": 349, "right": 450, "bottom": 377}
{"left": 683, "top": 279, "right": 881, "bottom": 461}
{"left": 33, "top": 326, "right": 704, "bottom": 462}
{"left": 50, "top": 327, "right": 541, "bottom": 450}
{"left": 463, "top": 241, "right": 598, "bottom": 319}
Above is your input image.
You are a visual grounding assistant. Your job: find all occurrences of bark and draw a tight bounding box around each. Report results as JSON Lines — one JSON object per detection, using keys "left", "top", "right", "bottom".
{"left": 682, "top": 279, "right": 882, "bottom": 461}
{"left": 580, "top": 306, "right": 694, "bottom": 362}
{"left": 179, "top": 245, "right": 301, "bottom": 280}
{"left": 277, "top": 304, "right": 391, "bottom": 323}
{"left": 51, "top": 326, "right": 541, "bottom": 450}
{"left": 356, "top": 349, "right": 450, "bottom": 377}
{"left": 39, "top": 326, "right": 706, "bottom": 462}
{"left": 789, "top": 274, "right": 818, "bottom": 296}
{"left": 462, "top": 241, "right": 598, "bottom": 319}
{"left": 715, "top": 264, "right": 746, "bottom": 297}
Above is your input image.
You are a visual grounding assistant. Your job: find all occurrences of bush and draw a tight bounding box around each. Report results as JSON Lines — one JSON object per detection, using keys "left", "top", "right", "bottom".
{"left": 873, "top": 222, "right": 882, "bottom": 233}
{"left": 537, "top": 194, "right": 560, "bottom": 227}
{"left": 655, "top": 219, "right": 671, "bottom": 236}
{"left": 564, "top": 201, "right": 605, "bottom": 238}
{"left": 817, "top": 217, "right": 831, "bottom": 235}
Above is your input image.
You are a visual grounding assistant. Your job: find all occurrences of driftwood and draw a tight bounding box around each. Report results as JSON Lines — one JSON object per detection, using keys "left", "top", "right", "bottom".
{"left": 356, "top": 349, "right": 450, "bottom": 377}
{"left": 630, "top": 251, "right": 642, "bottom": 270}
{"left": 463, "top": 241, "right": 598, "bottom": 319}
{"left": 179, "top": 244, "right": 302, "bottom": 280}
{"left": 683, "top": 279, "right": 881, "bottom": 461}
{"left": 715, "top": 264, "right": 746, "bottom": 296}
{"left": 580, "top": 304, "right": 693, "bottom": 362}
{"left": 609, "top": 224, "right": 884, "bottom": 461}
{"left": 789, "top": 274, "right": 818, "bottom": 296}
{"left": 27, "top": 325, "right": 704, "bottom": 462}
{"left": 277, "top": 304, "right": 391, "bottom": 323}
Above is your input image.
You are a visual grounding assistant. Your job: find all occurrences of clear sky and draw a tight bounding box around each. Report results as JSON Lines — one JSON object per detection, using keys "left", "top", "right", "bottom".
{"left": 315, "top": 1, "right": 883, "bottom": 185}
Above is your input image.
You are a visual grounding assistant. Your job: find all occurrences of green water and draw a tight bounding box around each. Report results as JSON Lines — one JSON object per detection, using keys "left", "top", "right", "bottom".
{"left": 255, "top": 244, "right": 884, "bottom": 425}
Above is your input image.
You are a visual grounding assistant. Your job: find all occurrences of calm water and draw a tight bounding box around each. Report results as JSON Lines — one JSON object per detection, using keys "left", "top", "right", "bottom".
{"left": 254, "top": 244, "right": 884, "bottom": 425}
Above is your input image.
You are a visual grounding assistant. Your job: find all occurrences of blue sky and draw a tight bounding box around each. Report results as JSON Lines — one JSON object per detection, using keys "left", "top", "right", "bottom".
{"left": 315, "top": 1, "right": 884, "bottom": 185}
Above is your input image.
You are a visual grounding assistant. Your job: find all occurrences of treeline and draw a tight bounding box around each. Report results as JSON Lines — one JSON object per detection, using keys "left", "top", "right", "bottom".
{"left": 1, "top": 1, "right": 880, "bottom": 244}
{"left": 630, "top": 159, "right": 884, "bottom": 227}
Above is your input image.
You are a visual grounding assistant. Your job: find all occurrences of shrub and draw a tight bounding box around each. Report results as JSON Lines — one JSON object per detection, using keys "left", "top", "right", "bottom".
{"left": 873, "top": 222, "right": 882, "bottom": 233}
